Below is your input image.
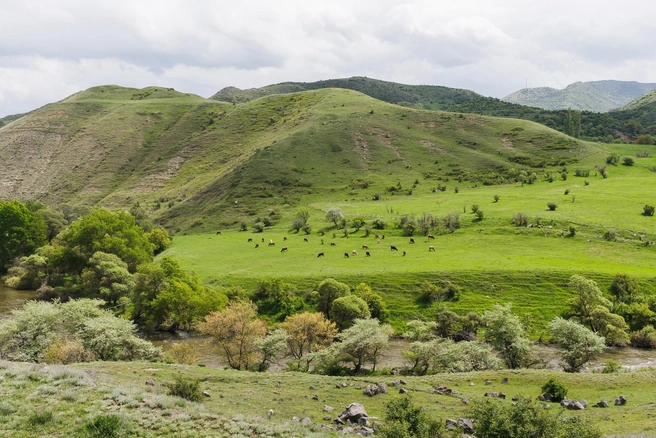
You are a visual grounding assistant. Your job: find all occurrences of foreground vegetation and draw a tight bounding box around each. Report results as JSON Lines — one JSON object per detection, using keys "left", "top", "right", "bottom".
{"left": 0, "top": 359, "right": 653, "bottom": 437}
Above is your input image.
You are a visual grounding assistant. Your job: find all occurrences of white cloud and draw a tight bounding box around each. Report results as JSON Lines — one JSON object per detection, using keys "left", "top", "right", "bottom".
{"left": 0, "top": 0, "right": 655, "bottom": 116}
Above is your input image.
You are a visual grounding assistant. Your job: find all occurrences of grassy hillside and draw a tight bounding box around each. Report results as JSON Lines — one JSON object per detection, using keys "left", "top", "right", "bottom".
{"left": 0, "top": 112, "right": 25, "bottom": 128}
{"left": 1, "top": 360, "right": 655, "bottom": 437}
{"left": 623, "top": 88, "right": 656, "bottom": 110}
{"left": 502, "top": 80, "right": 656, "bottom": 112}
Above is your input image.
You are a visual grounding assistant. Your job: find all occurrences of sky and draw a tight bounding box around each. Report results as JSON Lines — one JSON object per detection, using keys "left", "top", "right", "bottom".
{"left": 1, "top": 0, "right": 655, "bottom": 117}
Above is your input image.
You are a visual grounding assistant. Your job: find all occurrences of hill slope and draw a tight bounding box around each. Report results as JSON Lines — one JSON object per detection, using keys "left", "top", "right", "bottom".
{"left": 0, "top": 85, "right": 595, "bottom": 232}
{"left": 502, "top": 80, "right": 656, "bottom": 112}
{"left": 623, "top": 88, "right": 656, "bottom": 110}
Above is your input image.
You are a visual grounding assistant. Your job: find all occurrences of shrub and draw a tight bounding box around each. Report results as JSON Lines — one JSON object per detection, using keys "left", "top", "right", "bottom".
{"left": 561, "top": 171, "right": 567, "bottom": 180}
{"left": 564, "top": 188, "right": 570, "bottom": 195}
{"left": 331, "top": 295, "right": 370, "bottom": 330}
{"left": 84, "top": 414, "right": 126, "bottom": 438}
{"left": 606, "top": 153, "right": 620, "bottom": 165}
{"left": 168, "top": 343, "right": 200, "bottom": 365}
{"left": 622, "top": 156, "right": 634, "bottom": 166}
{"left": 252, "top": 222, "right": 264, "bottom": 233}
{"left": 167, "top": 378, "right": 203, "bottom": 402}
{"left": 630, "top": 326, "right": 656, "bottom": 348}
{"left": 0, "top": 402, "right": 15, "bottom": 416}
{"left": 42, "top": 338, "right": 93, "bottom": 364}
{"left": 442, "top": 213, "right": 460, "bottom": 233}
{"left": 601, "top": 359, "right": 622, "bottom": 374}
{"left": 636, "top": 149, "right": 651, "bottom": 157}
{"left": 372, "top": 218, "right": 386, "bottom": 229}
{"left": 372, "top": 193, "right": 381, "bottom": 201}
{"left": 493, "top": 194, "right": 499, "bottom": 202}
{"left": 28, "top": 411, "right": 53, "bottom": 427}
{"left": 597, "top": 164, "right": 608, "bottom": 178}
{"left": 239, "top": 222, "right": 247, "bottom": 231}
{"left": 584, "top": 180, "right": 589, "bottom": 186}
{"left": 475, "top": 210, "right": 484, "bottom": 221}
{"left": 512, "top": 212, "right": 529, "bottom": 227}
{"left": 470, "top": 204, "right": 479, "bottom": 214}
{"left": 643, "top": 205, "right": 655, "bottom": 217}
{"left": 575, "top": 168, "right": 590, "bottom": 177}
{"left": 541, "top": 377, "right": 568, "bottom": 402}
{"left": 378, "top": 396, "right": 441, "bottom": 438}
{"left": 547, "top": 202, "right": 558, "bottom": 211}
{"left": 604, "top": 229, "right": 617, "bottom": 241}
{"left": 568, "top": 225, "right": 576, "bottom": 237}
{"left": 301, "top": 224, "right": 312, "bottom": 234}
{"left": 548, "top": 317, "right": 605, "bottom": 372}
{"left": 291, "top": 217, "right": 305, "bottom": 232}
{"left": 636, "top": 135, "right": 653, "bottom": 145}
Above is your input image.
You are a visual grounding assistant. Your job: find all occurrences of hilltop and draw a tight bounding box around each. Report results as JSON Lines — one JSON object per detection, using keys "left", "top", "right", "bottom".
{"left": 622, "top": 87, "right": 656, "bottom": 110}
{"left": 0, "top": 84, "right": 595, "bottom": 232}
{"left": 502, "top": 80, "right": 656, "bottom": 112}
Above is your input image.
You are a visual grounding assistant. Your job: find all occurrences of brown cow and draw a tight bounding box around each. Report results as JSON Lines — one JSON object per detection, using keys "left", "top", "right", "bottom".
{"left": 283, "top": 236, "right": 287, "bottom": 241}
{"left": 268, "top": 240, "right": 275, "bottom": 247}
{"left": 362, "top": 244, "right": 369, "bottom": 249}
{"left": 390, "top": 246, "right": 398, "bottom": 251}
{"left": 216, "top": 231, "right": 222, "bottom": 235}
{"left": 247, "top": 238, "right": 253, "bottom": 243}
{"left": 281, "top": 246, "right": 288, "bottom": 252}
{"left": 427, "top": 234, "right": 435, "bottom": 240}
{"left": 366, "top": 251, "right": 371, "bottom": 257}
{"left": 304, "top": 238, "right": 309, "bottom": 242}
{"left": 409, "top": 238, "right": 415, "bottom": 244}
{"left": 255, "top": 243, "right": 260, "bottom": 248}
{"left": 317, "top": 252, "right": 325, "bottom": 258}
{"left": 429, "top": 245, "right": 436, "bottom": 251}
{"left": 344, "top": 253, "right": 349, "bottom": 258}
{"left": 402, "top": 251, "right": 406, "bottom": 256}
{"left": 330, "top": 242, "right": 337, "bottom": 246}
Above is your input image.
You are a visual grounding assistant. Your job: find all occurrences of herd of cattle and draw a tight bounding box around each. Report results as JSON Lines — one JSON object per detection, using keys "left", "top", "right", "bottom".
{"left": 221, "top": 232, "right": 438, "bottom": 257}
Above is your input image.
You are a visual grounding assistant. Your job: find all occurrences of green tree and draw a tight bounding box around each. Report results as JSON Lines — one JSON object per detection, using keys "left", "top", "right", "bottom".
{"left": 280, "top": 312, "right": 337, "bottom": 370}
{"left": 254, "top": 328, "right": 288, "bottom": 372}
{"left": 331, "top": 295, "right": 370, "bottom": 330}
{"left": 482, "top": 304, "right": 533, "bottom": 369}
{"left": 316, "top": 278, "right": 350, "bottom": 320}
{"left": 324, "top": 207, "right": 344, "bottom": 226}
{"left": 147, "top": 228, "right": 171, "bottom": 255}
{"left": 80, "top": 252, "right": 135, "bottom": 305}
{"left": 379, "top": 396, "right": 441, "bottom": 438}
{"left": 353, "top": 283, "right": 389, "bottom": 322}
{"left": 549, "top": 317, "right": 605, "bottom": 372}
{"left": 0, "top": 200, "right": 47, "bottom": 271}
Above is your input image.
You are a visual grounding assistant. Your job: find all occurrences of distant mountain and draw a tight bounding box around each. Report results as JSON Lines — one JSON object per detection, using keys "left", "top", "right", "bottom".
{"left": 622, "top": 88, "right": 656, "bottom": 110}
{"left": 0, "top": 113, "right": 26, "bottom": 128}
{"left": 211, "top": 76, "right": 482, "bottom": 110}
{"left": 502, "top": 80, "right": 656, "bottom": 112}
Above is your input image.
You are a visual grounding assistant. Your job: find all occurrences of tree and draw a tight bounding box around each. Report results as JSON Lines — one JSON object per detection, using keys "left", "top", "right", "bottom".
{"left": 332, "top": 318, "right": 392, "bottom": 373}
{"left": 199, "top": 301, "right": 266, "bottom": 370}
{"left": 57, "top": 209, "right": 153, "bottom": 273}
{"left": 147, "top": 228, "right": 171, "bottom": 255}
{"left": 280, "top": 312, "right": 337, "bottom": 370}
{"left": 610, "top": 274, "right": 640, "bottom": 304}
{"left": 331, "top": 295, "right": 370, "bottom": 330}
{"left": 316, "top": 278, "right": 350, "bottom": 319}
{"left": 37, "top": 207, "right": 68, "bottom": 241}
{"left": 378, "top": 396, "right": 441, "bottom": 438}
{"left": 254, "top": 328, "right": 288, "bottom": 372}
{"left": 354, "top": 283, "right": 389, "bottom": 322}
{"left": 548, "top": 317, "right": 605, "bottom": 372}
{"left": 0, "top": 200, "right": 47, "bottom": 271}
{"left": 324, "top": 207, "right": 344, "bottom": 226}
{"left": 482, "top": 304, "right": 533, "bottom": 369}
{"left": 80, "top": 252, "right": 135, "bottom": 305}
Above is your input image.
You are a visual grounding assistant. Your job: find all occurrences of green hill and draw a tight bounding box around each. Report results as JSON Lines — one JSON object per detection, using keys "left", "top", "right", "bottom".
{"left": 622, "top": 88, "right": 656, "bottom": 110}
{"left": 502, "top": 80, "right": 656, "bottom": 112}
{"left": 0, "top": 112, "right": 26, "bottom": 128}
{"left": 0, "top": 84, "right": 595, "bottom": 232}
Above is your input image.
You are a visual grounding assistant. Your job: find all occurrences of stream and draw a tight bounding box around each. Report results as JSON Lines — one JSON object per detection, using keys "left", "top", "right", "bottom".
{"left": 1, "top": 284, "right": 655, "bottom": 371}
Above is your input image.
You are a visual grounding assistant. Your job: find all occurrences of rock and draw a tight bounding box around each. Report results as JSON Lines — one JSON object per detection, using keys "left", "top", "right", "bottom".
{"left": 363, "top": 383, "right": 387, "bottom": 396}
{"left": 569, "top": 401, "right": 585, "bottom": 410}
{"left": 145, "top": 379, "right": 155, "bottom": 386}
{"left": 399, "top": 388, "right": 408, "bottom": 394}
{"left": 541, "top": 393, "right": 554, "bottom": 402}
{"left": 357, "top": 417, "right": 368, "bottom": 426}
{"left": 336, "top": 402, "right": 368, "bottom": 425}
{"left": 459, "top": 418, "right": 475, "bottom": 434}
{"left": 512, "top": 396, "right": 519, "bottom": 401}
{"left": 309, "top": 386, "right": 316, "bottom": 390}
{"left": 323, "top": 416, "right": 332, "bottom": 421}
{"left": 323, "top": 405, "right": 334, "bottom": 412}
{"left": 391, "top": 380, "right": 400, "bottom": 387}
{"left": 342, "top": 427, "right": 354, "bottom": 434}
{"left": 498, "top": 392, "right": 506, "bottom": 399}
{"left": 312, "top": 395, "right": 319, "bottom": 400}
{"left": 400, "top": 379, "right": 407, "bottom": 385}
{"left": 461, "top": 398, "right": 469, "bottom": 405}
{"left": 501, "top": 378, "right": 509, "bottom": 384}
{"left": 202, "top": 391, "right": 210, "bottom": 398}
{"left": 300, "top": 417, "right": 312, "bottom": 425}
{"left": 342, "top": 382, "right": 348, "bottom": 387}
{"left": 579, "top": 400, "right": 588, "bottom": 408}
{"left": 292, "top": 416, "right": 300, "bottom": 422}
{"left": 594, "top": 400, "right": 609, "bottom": 408}
{"left": 266, "top": 409, "right": 274, "bottom": 418}
{"left": 445, "top": 419, "right": 458, "bottom": 431}
{"left": 485, "top": 380, "right": 492, "bottom": 385}
{"left": 360, "top": 426, "right": 375, "bottom": 436}
{"left": 484, "top": 392, "right": 499, "bottom": 398}
{"left": 615, "top": 396, "right": 627, "bottom": 406}
{"left": 469, "top": 382, "right": 475, "bottom": 386}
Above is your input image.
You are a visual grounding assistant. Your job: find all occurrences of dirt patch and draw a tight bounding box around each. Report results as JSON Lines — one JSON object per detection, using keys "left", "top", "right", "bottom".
{"left": 133, "top": 156, "right": 185, "bottom": 193}
{"left": 352, "top": 132, "right": 371, "bottom": 167}
{"left": 501, "top": 135, "right": 514, "bottom": 149}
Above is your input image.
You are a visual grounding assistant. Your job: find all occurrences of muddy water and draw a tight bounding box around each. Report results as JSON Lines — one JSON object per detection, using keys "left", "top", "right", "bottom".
{"left": 1, "top": 283, "right": 655, "bottom": 371}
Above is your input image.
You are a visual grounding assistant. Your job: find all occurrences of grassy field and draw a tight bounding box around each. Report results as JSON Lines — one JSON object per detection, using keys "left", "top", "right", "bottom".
{"left": 0, "top": 360, "right": 654, "bottom": 437}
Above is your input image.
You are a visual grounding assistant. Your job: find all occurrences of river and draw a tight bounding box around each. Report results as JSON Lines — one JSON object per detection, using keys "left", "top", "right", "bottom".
{"left": 1, "top": 283, "right": 655, "bottom": 371}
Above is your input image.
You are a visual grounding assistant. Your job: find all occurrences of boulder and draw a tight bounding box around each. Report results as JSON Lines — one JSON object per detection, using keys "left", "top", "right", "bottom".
{"left": 360, "top": 426, "right": 375, "bottom": 436}
{"left": 391, "top": 380, "right": 400, "bottom": 387}
{"left": 292, "top": 416, "right": 300, "bottom": 422}
{"left": 445, "top": 419, "right": 458, "bottom": 431}
{"left": 312, "top": 395, "right": 319, "bottom": 400}
{"left": 336, "top": 403, "right": 368, "bottom": 425}
{"left": 501, "top": 378, "right": 509, "bottom": 384}
{"left": 485, "top": 380, "right": 492, "bottom": 385}
{"left": 461, "top": 398, "right": 469, "bottom": 405}
{"left": 579, "top": 400, "right": 588, "bottom": 408}
{"left": 400, "top": 379, "right": 407, "bottom": 385}
{"left": 202, "top": 391, "right": 211, "bottom": 398}
{"left": 342, "top": 427, "right": 354, "bottom": 434}
{"left": 484, "top": 392, "right": 499, "bottom": 398}
{"left": 594, "top": 400, "right": 609, "bottom": 408}
{"left": 512, "top": 395, "right": 519, "bottom": 401}
{"left": 538, "top": 393, "right": 554, "bottom": 402}
{"left": 459, "top": 418, "right": 475, "bottom": 434}
{"left": 615, "top": 396, "right": 627, "bottom": 406}
{"left": 300, "top": 417, "right": 312, "bottom": 426}
{"left": 323, "top": 405, "right": 334, "bottom": 412}
{"left": 567, "top": 401, "right": 585, "bottom": 410}
{"left": 363, "top": 383, "right": 387, "bottom": 396}
{"left": 399, "top": 388, "right": 408, "bottom": 394}
{"left": 498, "top": 392, "right": 506, "bottom": 399}
{"left": 323, "top": 416, "right": 332, "bottom": 421}
{"left": 145, "top": 379, "right": 155, "bottom": 386}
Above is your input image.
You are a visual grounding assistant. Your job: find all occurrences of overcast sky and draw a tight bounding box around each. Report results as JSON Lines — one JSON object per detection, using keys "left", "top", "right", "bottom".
{"left": 1, "top": 0, "right": 655, "bottom": 117}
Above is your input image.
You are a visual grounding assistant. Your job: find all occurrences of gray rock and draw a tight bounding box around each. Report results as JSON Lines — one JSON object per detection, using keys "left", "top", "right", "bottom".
{"left": 485, "top": 380, "right": 492, "bottom": 385}
{"left": 446, "top": 418, "right": 458, "bottom": 431}
{"left": 579, "top": 400, "right": 588, "bottom": 408}
{"left": 461, "top": 398, "right": 469, "bottom": 405}
{"left": 363, "top": 383, "right": 387, "bottom": 396}
{"left": 342, "top": 427, "right": 354, "bottom": 434}
{"left": 400, "top": 379, "right": 407, "bottom": 385}
{"left": 594, "top": 400, "right": 609, "bottom": 408}
{"left": 309, "top": 385, "right": 316, "bottom": 390}
{"left": 323, "top": 416, "right": 332, "bottom": 421}
{"left": 512, "top": 395, "right": 519, "bottom": 401}
{"left": 498, "top": 392, "right": 506, "bottom": 399}
{"left": 323, "top": 405, "right": 334, "bottom": 412}
{"left": 567, "top": 401, "right": 585, "bottom": 410}
{"left": 539, "top": 392, "right": 554, "bottom": 402}
{"left": 357, "top": 417, "right": 368, "bottom": 426}
{"left": 312, "top": 395, "right": 319, "bottom": 400}
{"left": 501, "top": 378, "right": 509, "bottom": 384}
{"left": 399, "top": 387, "right": 408, "bottom": 394}
{"left": 360, "top": 426, "right": 375, "bottom": 436}
{"left": 459, "top": 418, "right": 475, "bottom": 434}
{"left": 336, "top": 402, "right": 368, "bottom": 425}
{"left": 615, "top": 395, "right": 627, "bottom": 406}
{"left": 469, "top": 382, "right": 475, "bottom": 386}
{"left": 266, "top": 409, "right": 274, "bottom": 418}
{"left": 484, "top": 392, "right": 499, "bottom": 398}
{"left": 300, "top": 417, "right": 312, "bottom": 425}
{"left": 146, "top": 379, "right": 155, "bottom": 386}
{"left": 391, "top": 380, "right": 400, "bottom": 387}
{"left": 202, "top": 391, "right": 210, "bottom": 398}
{"left": 292, "top": 416, "right": 300, "bottom": 422}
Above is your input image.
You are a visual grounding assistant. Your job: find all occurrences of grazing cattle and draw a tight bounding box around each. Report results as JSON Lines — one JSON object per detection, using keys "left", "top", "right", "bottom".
{"left": 330, "top": 242, "right": 336, "bottom": 246}
{"left": 352, "top": 250, "right": 358, "bottom": 256}
{"left": 317, "top": 252, "right": 325, "bottom": 258}
{"left": 377, "top": 239, "right": 381, "bottom": 244}
{"left": 409, "top": 238, "right": 415, "bottom": 244}
{"left": 366, "top": 251, "right": 371, "bottom": 257}
{"left": 390, "top": 246, "right": 398, "bottom": 251}
{"left": 403, "top": 251, "right": 407, "bottom": 256}
{"left": 344, "top": 253, "right": 350, "bottom": 258}
{"left": 374, "top": 234, "right": 379, "bottom": 239}
{"left": 321, "top": 239, "right": 324, "bottom": 245}
{"left": 261, "top": 238, "right": 265, "bottom": 242}
{"left": 216, "top": 231, "right": 222, "bottom": 235}
{"left": 283, "top": 236, "right": 287, "bottom": 241}
{"left": 304, "top": 238, "right": 309, "bottom": 242}
{"left": 427, "top": 234, "right": 435, "bottom": 240}
{"left": 268, "top": 240, "right": 275, "bottom": 247}
{"left": 247, "top": 238, "right": 252, "bottom": 243}
{"left": 281, "top": 246, "right": 288, "bottom": 252}
{"left": 428, "top": 245, "right": 436, "bottom": 251}
{"left": 362, "top": 244, "right": 369, "bottom": 249}
{"left": 382, "top": 234, "right": 385, "bottom": 239}
{"left": 255, "top": 243, "right": 259, "bottom": 248}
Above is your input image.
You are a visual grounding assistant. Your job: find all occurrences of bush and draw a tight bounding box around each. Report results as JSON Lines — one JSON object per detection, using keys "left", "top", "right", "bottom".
{"left": 27, "top": 411, "right": 53, "bottom": 427}
{"left": 622, "top": 156, "right": 634, "bottom": 166}
{"left": 561, "top": 171, "right": 567, "bottom": 180}
{"left": 291, "top": 217, "right": 305, "bottom": 232}
{"left": 470, "top": 204, "right": 479, "bottom": 214}
{"left": 239, "top": 222, "right": 248, "bottom": 231}
{"left": 547, "top": 202, "right": 558, "bottom": 211}
{"left": 512, "top": 212, "right": 529, "bottom": 227}
{"left": 604, "top": 229, "right": 617, "bottom": 241}
{"left": 252, "top": 222, "right": 264, "bottom": 233}
{"left": 493, "top": 194, "right": 500, "bottom": 202}
{"left": 564, "top": 188, "right": 570, "bottom": 195}
{"left": 636, "top": 135, "right": 653, "bottom": 145}
{"left": 541, "top": 377, "right": 568, "bottom": 402}
{"left": 606, "top": 153, "right": 620, "bottom": 165}
{"left": 167, "top": 378, "right": 203, "bottom": 402}
{"left": 601, "top": 359, "right": 622, "bottom": 374}
{"left": 442, "top": 213, "right": 460, "bottom": 233}
{"left": 84, "top": 414, "right": 127, "bottom": 438}
{"left": 630, "top": 326, "right": 656, "bottom": 348}
{"left": 568, "top": 225, "right": 576, "bottom": 237}
{"left": 475, "top": 210, "right": 484, "bottom": 221}
{"left": 331, "top": 295, "right": 370, "bottom": 330}
{"left": 372, "top": 218, "right": 386, "bottom": 230}
{"left": 575, "top": 168, "right": 590, "bottom": 177}
{"left": 378, "top": 396, "right": 441, "bottom": 438}
{"left": 643, "top": 205, "right": 655, "bottom": 216}
{"left": 301, "top": 224, "right": 312, "bottom": 234}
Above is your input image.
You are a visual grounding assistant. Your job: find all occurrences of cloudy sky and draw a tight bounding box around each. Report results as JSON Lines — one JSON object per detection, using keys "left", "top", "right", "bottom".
{"left": 1, "top": 0, "right": 655, "bottom": 116}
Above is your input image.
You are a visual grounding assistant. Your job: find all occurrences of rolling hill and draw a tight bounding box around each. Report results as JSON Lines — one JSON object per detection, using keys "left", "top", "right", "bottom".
{"left": 622, "top": 88, "right": 656, "bottom": 110}
{"left": 0, "top": 84, "right": 597, "bottom": 232}
{"left": 502, "top": 80, "right": 656, "bottom": 112}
